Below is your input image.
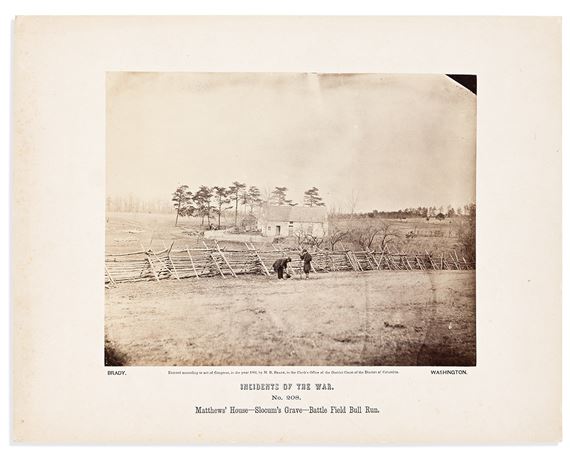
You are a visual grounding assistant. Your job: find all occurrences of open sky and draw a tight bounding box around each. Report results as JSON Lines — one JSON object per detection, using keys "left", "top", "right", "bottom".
{"left": 107, "top": 72, "right": 475, "bottom": 212}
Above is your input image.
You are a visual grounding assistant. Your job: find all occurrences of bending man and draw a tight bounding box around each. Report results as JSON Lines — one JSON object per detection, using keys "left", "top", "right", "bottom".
{"left": 272, "top": 257, "right": 292, "bottom": 280}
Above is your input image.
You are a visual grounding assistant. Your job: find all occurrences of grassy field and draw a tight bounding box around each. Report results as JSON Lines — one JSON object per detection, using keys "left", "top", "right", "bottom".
{"left": 106, "top": 211, "right": 202, "bottom": 253}
{"left": 106, "top": 211, "right": 467, "bottom": 255}
{"left": 105, "top": 270, "right": 475, "bottom": 366}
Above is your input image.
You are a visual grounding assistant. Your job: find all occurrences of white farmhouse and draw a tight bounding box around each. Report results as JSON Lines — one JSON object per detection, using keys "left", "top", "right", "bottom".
{"left": 258, "top": 204, "right": 328, "bottom": 238}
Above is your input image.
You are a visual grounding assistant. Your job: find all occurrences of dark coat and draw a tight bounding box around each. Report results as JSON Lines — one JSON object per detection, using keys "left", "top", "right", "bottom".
{"left": 272, "top": 258, "right": 290, "bottom": 271}
{"left": 300, "top": 252, "right": 312, "bottom": 264}
{"left": 300, "top": 252, "right": 312, "bottom": 273}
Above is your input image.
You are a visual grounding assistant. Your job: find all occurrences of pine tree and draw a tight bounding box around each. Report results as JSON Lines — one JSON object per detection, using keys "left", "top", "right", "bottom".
{"left": 193, "top": 186, "right": 213, "bottom": 226}
{"left": 228, "top": 181, "right": 247, "bottom": 227}
{"left": 271, "top": 186, "right": 293, "bottom": 206}
{"left": 172, "top": 185, "right": 192, "bottom": 227}
{"left": 303, "top": 187, "right": 325, "bottom": 207}
{"left": 212, "top": 186, "right": 232, "bottom": 229}
{"left": 246, "top": 186, "right": 262, "bottom": 214}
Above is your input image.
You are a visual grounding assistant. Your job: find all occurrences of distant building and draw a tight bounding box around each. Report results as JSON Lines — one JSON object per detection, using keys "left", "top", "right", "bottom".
{"left": 258, "top": 204, "right": 328, "bottom": 238}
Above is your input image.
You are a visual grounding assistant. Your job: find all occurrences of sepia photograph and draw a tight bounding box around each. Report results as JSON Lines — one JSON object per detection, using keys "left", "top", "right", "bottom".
{"left": 105, "top": 72, "right": 476, "bottom": 367}
{"left": 11, "top": 14, "right": 562, "bottom": 445}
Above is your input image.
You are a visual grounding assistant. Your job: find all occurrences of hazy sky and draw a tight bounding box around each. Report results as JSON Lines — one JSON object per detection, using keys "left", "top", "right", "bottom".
{"left": 107, "top": 72, "right": 475, "bottom": 212}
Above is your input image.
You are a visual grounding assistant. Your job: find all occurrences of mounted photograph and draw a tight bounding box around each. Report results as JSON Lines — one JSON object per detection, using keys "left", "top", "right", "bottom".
{"left": 105, "top": 72, "right": 476, "bottom": 367}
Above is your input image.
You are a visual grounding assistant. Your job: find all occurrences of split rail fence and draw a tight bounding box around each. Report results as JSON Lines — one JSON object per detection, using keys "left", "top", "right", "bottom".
{"left": 105, "top": 241, "right": 475, "bottom": 286}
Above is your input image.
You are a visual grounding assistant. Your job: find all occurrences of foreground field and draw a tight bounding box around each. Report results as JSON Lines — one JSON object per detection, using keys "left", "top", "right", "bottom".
{"left": 105, "top": 270, "right": 475, "bottom": 366}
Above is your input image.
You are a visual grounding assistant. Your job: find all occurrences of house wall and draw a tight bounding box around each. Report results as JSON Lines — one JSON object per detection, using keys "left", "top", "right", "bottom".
{"left": 260, "top": 220, "right": 328, "bottom": 238}
{"left": 262, "top": 220, "right": 290, "bottom": 237}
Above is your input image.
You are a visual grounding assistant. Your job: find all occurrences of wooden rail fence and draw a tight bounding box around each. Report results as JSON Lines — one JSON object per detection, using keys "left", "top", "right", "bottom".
{"left": 105, "top": 242, "right": 475, "bottom": 285}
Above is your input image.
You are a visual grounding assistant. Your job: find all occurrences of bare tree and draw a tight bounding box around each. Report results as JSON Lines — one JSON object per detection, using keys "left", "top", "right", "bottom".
{"left": 292, "top": 229, "right": 307, "bottom": 247}
{"left": 261, "top": 186, "right": 272, "bottom": 204}
{"left": 327, "top": 203, "right": 340, "bottom": 218}
{"left": 351, "top": 220, "right": 400, "bottom": 251}
{"left": 327, "top": 225, "right": 349, "bottom": 251}
{"left": 347, "top": 189, "right": 359, "bottom": 220}
{"left": 305, "top": 234, "right": 326, "bottom": 249}
{"left": 376, "top": 221, "right": 400, "bottom": 251}
{"left": 354, "top": 225, "right": 382, "bottom": 250}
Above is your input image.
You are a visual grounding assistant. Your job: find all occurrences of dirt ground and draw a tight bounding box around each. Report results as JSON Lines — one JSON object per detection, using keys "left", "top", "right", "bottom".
{"left": 105, "top": 270, "right": 475, "bottom": 366}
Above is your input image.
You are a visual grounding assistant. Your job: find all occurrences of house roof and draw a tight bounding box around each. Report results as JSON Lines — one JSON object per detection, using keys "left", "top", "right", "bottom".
{"left": 263, "top": 205, "right": 327, "bottom": 223}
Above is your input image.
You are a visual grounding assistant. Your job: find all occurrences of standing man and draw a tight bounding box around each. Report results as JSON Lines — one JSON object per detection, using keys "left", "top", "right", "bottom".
{"left": 272, "top": 257, "right": 292, "bottom": 280}
{"left": 300, "top": 249, "right": 313, "bottom": 279}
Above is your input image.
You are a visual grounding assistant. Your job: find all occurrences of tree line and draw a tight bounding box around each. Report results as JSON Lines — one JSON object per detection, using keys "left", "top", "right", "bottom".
{"left": 357, "top": 204, "right": 475, "bottom": 220}
{"left": 106, "top": 195, "right": 172, "bottom": 214}
{"left": 172, "top": 184, "right": 326, "bottom": 227}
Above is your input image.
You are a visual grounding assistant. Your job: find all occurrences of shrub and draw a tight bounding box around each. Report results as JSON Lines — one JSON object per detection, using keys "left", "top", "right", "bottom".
{"left": 457, "top": 204, "right": 476, "bottom": 262}
{"left": 104, "top": 339, "right": 129, "bottom": 366}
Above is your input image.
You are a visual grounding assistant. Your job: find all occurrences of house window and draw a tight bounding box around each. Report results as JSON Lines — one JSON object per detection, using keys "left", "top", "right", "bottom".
{"left": 289, "top": 221, "right": 294, "bottom": 228}
{"left": 267, "top": 226, "right": 271, "bottom": 231}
